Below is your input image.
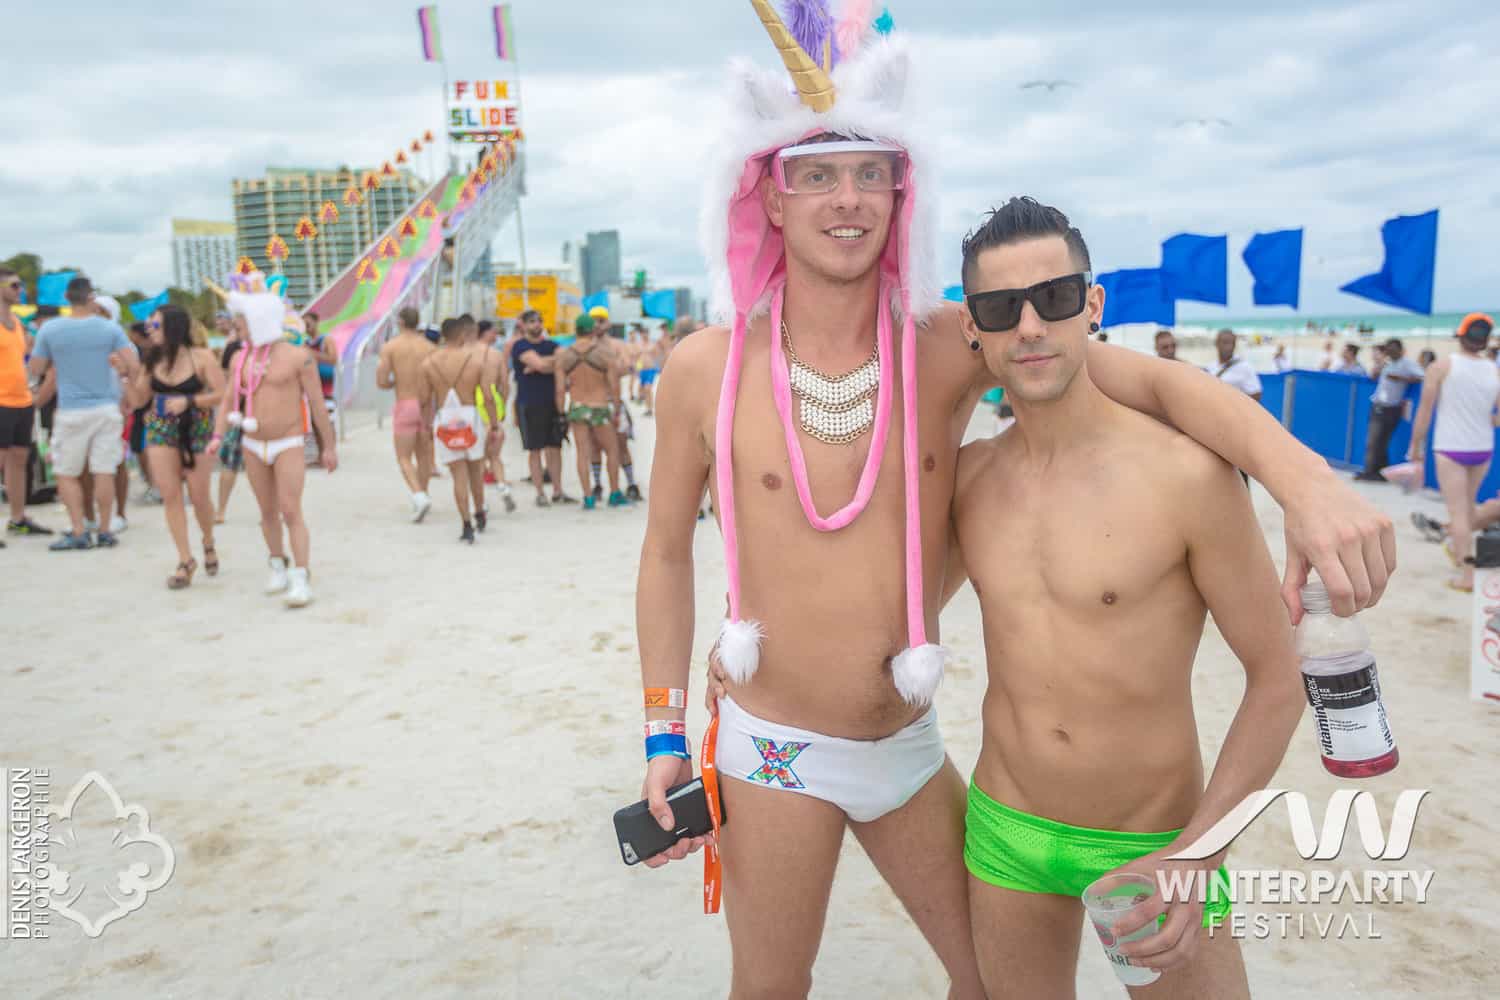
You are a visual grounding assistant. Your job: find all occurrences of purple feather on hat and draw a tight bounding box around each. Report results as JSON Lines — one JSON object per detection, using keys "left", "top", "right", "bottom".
{"left": 783, "top": 0, "right": 839, "bottom": 68}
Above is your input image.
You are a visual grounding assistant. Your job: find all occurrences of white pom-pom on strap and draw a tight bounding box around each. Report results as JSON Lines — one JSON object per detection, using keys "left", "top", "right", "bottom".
{"left": 227, "top": 411, "right": 243, "bottom": 427}
{"left": 716, "top": 618, "right": 765, "bottom": 685}
{"left": 241, "top": 417, "right": 259, "bottom": 433}
{"left": 891, "top": 643, "right": 950, "bottom": 705}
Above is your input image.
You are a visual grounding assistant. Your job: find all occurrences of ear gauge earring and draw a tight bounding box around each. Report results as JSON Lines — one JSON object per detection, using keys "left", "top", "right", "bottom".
{"left": 1090, "top": 322, "right": 1101, "bottom": 334}
{"left": 969, "top": 340, "right": 981, "bottom": 352}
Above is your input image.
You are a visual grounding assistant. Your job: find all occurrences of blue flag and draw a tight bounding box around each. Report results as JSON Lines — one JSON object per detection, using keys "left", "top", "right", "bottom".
{"left": 36, "top": 271, "right": 77, "bottom": 308}
{"left": 581, "top": 290, "right": 609, "bottom": 314}
{"left": 1097, "top": 269, "right": 1175, "bottom": 328}
{"left": 1160, "top": 234, "right": 1227, "bottom": 305}
{"left": 1339, "top": 209, "right": 1438, "bottom": 315}
{"left": 129, "top": 290, "right": 170, "bottom": 322}
{"left": 1242, "top": 229, "right": 1303, "bottom": 308}
{"left": 942, "top": 284, "right": 965, "bottom": 303}
{"left": 642, "top": 289, "right": 677, "bottom": 320}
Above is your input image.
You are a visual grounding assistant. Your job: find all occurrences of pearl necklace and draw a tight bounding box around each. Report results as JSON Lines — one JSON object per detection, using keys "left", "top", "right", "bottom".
{"left": 781, "top": 321, "right": 880, "bottom": 445}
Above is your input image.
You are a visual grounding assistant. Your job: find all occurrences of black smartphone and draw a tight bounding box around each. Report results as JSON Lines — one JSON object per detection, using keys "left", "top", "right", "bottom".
{"left": 613, "top": 778, "right": 727, "bottom": 866}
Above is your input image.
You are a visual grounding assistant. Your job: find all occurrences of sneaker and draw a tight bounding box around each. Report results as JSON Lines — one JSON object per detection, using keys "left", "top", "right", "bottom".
{"left": 412, "top": 491, "right": 432, "bottom": 524}
{"left": 283, "top": 567, "right": 312, "bottom": 608}
{"left": 460, "top": 522, "right": 476, "bottom": 544}
{"left": 1410, "top": 511, "right": 1445, "bottom": 543}
{"left": 7, "top": 518, "right": 54, "bottom": 536}
{"left": 626, "top": 484, "right": 643, "bottom": 502}
{"left": 553, "top": 493, "right": 577, "bottom": 505}
{"left": 503, "top": 493, "right": 517, "bottom": 514}
{"left": 591, "top": 485, "right": 603, "bottom": 503}
{"left": 94, "top": 531, "right": 119, "bottom": 548}
{"left": 535, "top": 493, "right": 552, "bottom": 508}
{"left": 265, "top": 556, "right": 290, "bottom": 594}
{"left": 1352, "top": 472, "right": 1385, "bottom": 482}
{"left": 476, "top": 508, "right": 488, "bottom": 533}
{"left": 49, "top": 532, "right": 93, "bottom": 552}
{"left": 608, "top": 490, "right": 629, "bottom": 508}
{"left": 583, "top": 495, "right": 597, "bottom": 511}
{"left": 110, "top": 515, "right": 128, "bottom": 535}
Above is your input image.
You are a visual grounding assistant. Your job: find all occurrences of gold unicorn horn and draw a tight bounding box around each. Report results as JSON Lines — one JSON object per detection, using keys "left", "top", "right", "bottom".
{"left": 748, "top": 0, "right": 836, "bottom": 113}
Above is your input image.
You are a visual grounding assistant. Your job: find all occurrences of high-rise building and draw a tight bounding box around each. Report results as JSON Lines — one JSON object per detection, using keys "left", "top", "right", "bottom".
{"left": 675, "top": 287, "right": 695, "bottom": 321}
{"left": 171, "top": 219, "right": 237, "bottom": 292}
{"left": 580, "top": 230, "right": 621, "bottom": 298}
{"left": 231, "top": 166, "right": 426, "bottom": 306}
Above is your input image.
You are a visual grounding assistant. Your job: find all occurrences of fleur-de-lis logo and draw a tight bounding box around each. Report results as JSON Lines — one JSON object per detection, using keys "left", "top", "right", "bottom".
{"left": 40, "top": 772, "right": 174, "bottom": 938}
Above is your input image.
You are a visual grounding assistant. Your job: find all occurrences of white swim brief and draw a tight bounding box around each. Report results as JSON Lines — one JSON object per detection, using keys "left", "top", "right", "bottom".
{"left": 714, "top": 695, "right": 944, "bottom": 823}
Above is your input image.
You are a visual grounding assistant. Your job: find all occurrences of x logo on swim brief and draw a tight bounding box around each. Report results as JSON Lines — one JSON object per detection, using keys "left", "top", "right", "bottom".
{"left": 747, "top": 737, "right": 811, "bottom": 789}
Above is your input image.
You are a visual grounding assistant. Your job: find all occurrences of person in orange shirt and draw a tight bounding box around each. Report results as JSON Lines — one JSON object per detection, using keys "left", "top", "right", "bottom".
{"left": 0, "top": 267, "right": 53, "bottom": 540}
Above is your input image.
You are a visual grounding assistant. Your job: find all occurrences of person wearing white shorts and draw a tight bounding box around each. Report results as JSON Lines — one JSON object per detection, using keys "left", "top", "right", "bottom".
{"left": 26, "top": 276, "right": 139, "bottom": 549}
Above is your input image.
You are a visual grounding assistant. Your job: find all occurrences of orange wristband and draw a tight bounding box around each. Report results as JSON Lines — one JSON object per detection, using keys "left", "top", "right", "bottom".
{"left": 644, "top": 687, "right": 686, "bottom": 710}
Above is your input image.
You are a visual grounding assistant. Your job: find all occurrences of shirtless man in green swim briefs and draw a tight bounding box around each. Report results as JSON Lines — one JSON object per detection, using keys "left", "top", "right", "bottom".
{"left": 555, "top": 315, "right": 626, "bottom": 509}
{"left": 949, "top": 198, "right": 1307, "bottom": 998}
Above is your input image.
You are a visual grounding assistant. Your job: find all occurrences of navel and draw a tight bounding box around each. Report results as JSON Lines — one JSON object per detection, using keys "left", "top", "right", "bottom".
{"left": 1102, "top": 591, "right": 1118, "bottom": 606}
{"left": 1053, "top": 726, "right": 1071, "bottom": 744}
{"left": 761, "top": 472, "right": 783, "bottom": 491}
{"left": 923, "top": 453, "right": 937, "bottom": 473}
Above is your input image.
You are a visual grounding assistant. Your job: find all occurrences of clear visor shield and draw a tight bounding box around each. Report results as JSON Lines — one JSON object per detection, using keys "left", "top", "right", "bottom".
{"left": 773, "top": 141, "right": 908, "bottom": 196}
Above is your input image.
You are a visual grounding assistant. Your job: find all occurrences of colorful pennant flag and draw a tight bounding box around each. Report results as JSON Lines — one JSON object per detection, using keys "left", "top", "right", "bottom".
{"left": 411, "top": 139, "right": 423, "bottom": 153}
{"left": 396, "top": 151, "right": 408, "bottom": 165}
{"left": 357, "top": 259, "right": 382, "bottom": 284}
{"left": 236, "top": 257, "right": 258, "bottom": 275}
{"left": 416, "top": 5, "right": 443, "bottom": 62}
{"left": 382, "top": 161, "right": 397, "bottom": 177}
{"left": 493, "top": 4, "right": 516, "bottom": 60}
{"left": 362, "top": 171, "right": 382, "bottom": 191}
{"left": 265, "top": 236, "right": 290, "bottom": 262}
{"left": 319, "top": 201, "right": 340, "bottom": 224}
{"left": 423, "top": 129, "right": 434, "bottom": 143}
{"left": 416, "top": 200, "right": 438, "bottom": 220}
{"left": 399, "top": 217, "right": 420, "bottom": 239}
{"left": 377, "top": 236, "right": 401, "bottom": 259}
{"left": 343, "top": 187, "right": 363, "bottom": 207}
{"left": 294, "top": 217, "right": 318, "bottom": 241}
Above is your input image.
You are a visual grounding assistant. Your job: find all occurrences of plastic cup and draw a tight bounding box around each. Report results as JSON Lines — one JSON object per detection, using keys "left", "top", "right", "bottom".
{"left": 1081, "top": 873, "right": 1163, "bottom": 987}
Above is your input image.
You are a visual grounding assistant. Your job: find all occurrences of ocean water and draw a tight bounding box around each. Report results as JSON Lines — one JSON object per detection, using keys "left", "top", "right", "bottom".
{"left": 1172, "top": 310, "right": 1491, "bottom": 340}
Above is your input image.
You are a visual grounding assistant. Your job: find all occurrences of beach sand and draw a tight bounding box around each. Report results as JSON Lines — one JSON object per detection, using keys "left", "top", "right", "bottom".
{"left": 5, "top": 403, "right": 1498, "bottom": 998}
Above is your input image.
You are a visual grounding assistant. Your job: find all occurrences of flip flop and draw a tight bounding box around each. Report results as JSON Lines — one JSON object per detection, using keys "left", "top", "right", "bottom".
{"left": 203, "top": 544, "right": 219, "bottom": 577}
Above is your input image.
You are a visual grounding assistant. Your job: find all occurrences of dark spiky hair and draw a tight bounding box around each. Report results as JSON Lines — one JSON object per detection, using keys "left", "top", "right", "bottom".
{"left": 960, "top": 197, "right": 1092, "bottom": 292}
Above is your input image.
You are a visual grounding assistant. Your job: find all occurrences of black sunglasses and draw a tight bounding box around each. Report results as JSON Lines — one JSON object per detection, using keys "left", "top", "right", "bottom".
{"left": 966, "top": 272, "right": 1092, "bottom": 333}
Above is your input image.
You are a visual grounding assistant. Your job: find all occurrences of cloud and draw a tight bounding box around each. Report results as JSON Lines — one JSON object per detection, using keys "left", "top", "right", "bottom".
{"left": 4, "top": 0, "right": 1496, "bottom": 314}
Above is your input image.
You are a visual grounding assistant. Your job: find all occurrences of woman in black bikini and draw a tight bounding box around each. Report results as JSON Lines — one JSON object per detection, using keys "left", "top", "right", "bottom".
{"left": 126, "top": 305, "right": 226, "bottom": 588}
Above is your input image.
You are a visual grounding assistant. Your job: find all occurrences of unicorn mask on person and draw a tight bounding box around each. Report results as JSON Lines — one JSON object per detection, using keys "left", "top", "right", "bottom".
{"left": 704, "top": 0, "right": 949, "bottom": 705}
{"left": 224, "top": 269, "right": 291, "bottom": 433}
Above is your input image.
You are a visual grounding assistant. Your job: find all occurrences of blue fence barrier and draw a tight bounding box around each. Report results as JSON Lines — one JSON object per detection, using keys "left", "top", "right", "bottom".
{"left": 1263, "top": 369, "right": 1500, "bottom": 497}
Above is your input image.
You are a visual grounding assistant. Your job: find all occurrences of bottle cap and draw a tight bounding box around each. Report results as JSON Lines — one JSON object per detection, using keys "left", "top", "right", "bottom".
{"left": 1300, "top": 579, "right": 1332, "bottom": 614}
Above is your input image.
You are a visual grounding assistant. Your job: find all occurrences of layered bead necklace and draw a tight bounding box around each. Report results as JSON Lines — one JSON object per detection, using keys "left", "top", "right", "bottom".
{"left": 780, "top": 320, "right": 880, "bottom": 445}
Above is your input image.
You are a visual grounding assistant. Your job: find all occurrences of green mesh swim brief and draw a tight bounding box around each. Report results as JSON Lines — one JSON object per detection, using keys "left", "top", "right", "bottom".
{"left": 964, "top": 781, "right": 1232, "bottom": 928}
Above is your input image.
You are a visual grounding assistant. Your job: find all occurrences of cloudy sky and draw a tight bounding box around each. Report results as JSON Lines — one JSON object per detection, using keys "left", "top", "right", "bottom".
{"left": 6, "top": 0, "right": 1496, "bottom": 319}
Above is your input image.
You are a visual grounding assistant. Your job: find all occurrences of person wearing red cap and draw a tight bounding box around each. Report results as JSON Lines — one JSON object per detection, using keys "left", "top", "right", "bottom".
{"left": 1408, "top": 313, "right": 1500, "bottom": 591}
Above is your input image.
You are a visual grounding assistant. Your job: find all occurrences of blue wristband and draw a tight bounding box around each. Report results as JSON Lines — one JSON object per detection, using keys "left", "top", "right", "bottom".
{"left": 645, "top": 733, "right": 690, "bottom": 761}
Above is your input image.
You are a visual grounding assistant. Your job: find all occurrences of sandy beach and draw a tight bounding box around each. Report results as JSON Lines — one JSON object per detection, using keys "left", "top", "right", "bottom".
{"left": 5, "top": 402, "right": 1498, "bottom": 999}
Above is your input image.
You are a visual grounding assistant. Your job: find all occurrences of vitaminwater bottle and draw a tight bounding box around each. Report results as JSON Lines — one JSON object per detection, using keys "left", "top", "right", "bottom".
{"left": 1295, "top": 579, "right": 1399, "bottom": 777}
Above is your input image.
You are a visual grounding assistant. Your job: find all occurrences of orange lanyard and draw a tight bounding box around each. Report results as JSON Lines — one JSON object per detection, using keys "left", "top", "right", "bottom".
{"left": 701, "top": 712, "right": 723, "bottom": 914}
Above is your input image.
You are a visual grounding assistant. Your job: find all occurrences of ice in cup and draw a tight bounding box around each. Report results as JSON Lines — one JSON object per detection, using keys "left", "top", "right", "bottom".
{"left": 1082, "top": 872, "right": 1163, "bottom": 987}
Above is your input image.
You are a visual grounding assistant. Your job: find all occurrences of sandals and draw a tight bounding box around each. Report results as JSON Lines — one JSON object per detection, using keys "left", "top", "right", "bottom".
{"left": 168, "top": 558, "right": 198, "bottom": 590}
{"left": 1447, "top": 579, "right": 1474, "bottom": 594}
{"left": 203, "top": 544, "right": 219, "bottom": 577}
